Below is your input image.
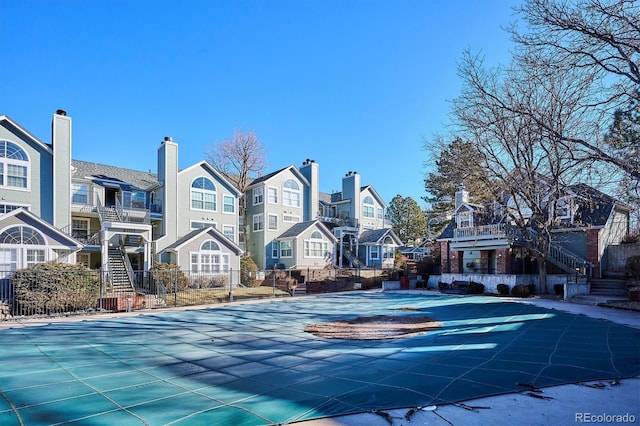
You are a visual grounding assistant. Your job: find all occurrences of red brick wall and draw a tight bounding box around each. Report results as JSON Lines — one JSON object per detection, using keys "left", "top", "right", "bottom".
{"left": 450, "top": 250, "right": 461, "bottom": 273}
{"left": 440, "top": 241, "right": 449, "bottom": 272}
{"left": 496, "top": 248, "right": 510, "bottom": 274}
{"left": 480, "top": 251, "right": 489, "bottom": 273}
{"left": 586, "top": 229, "right": 600, "bottom": 278}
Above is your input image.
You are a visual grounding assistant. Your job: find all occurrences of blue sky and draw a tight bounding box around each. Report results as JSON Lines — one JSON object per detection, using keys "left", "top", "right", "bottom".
{"left": 1, "top": 0, "right": 520, "bottom": 205}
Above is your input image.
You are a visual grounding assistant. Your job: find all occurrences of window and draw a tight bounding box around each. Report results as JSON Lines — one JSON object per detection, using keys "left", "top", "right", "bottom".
{"left": 363, "top": 196, "right": 374, "bottom": 218}
{"left": 223, "top": 195, "right": 235, "bottom": 213}
{"left": 369, "top": 246, "right": 379, "bottom": 260}
{"left": 280, "top": 240, "right": 293, "bottom": 257}
{"left": 72, "top": 184, "right": 89, "bottom": 204}
{"left": 283, "top": 214, "right": 300, "bottom": 223}
{"left": 0, "top": 140, "right": 29, "bottom": 189}
{"left": 190, "top": 240, "right": 229, "bottom": 273}
{"left": 377, "top": 207, "right": 383, "bottom": 220}
{"left": 268, "top": 187, "right": 278, "bottom": 204}
{"left": 268, "top": 214, "right": 278, "bottom": 230}
{"left": 0, "top": 248, "right": 17, "bottom": 274}
{"left": 191, "top": 221, "right": 216, "bottom": 230}
{"left": 272, "top": 241, "right": 279, "bottom": 258}
{"left": 26, "top": 249, "right": 45, "bottom": 268}
{"left": 0, "top": 204, "right": 27, "bottom": 214}
{"left": 0, "top": 226, "right": 47, "bottom": 273}
{"left": 304, "top": 231, "right": 327, "bottom": 258}
{"left": 222, "top": 225, "right": 234, "bottom": 242}
{"left": 77, "top": 253, "right": 90, "bottom": 268}
{"left": 191, "top": 177, "right": 216, "bottom": 211}
{"left": 253, "top": 214, "right": 264, "bottom": 232}
{"left": 282, "top": 179, "right": 300, "bottom": 207}
{"left": 556, "top": 197, "right": 572, "bottom": 220}
{"left": 457, "top": 210, "right": 473, "bottom": 228}
{"left": 72, "top": 219, "right": 90, "bottom": 241}
{"left": 253, "top": 187, "right": 264, "bottom": 205}
{"left": 122, "top": 190, "right": 146, "bottom": 209}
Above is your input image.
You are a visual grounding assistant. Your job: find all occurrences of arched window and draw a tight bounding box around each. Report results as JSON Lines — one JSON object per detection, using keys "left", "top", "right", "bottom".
{"left": 0, "top": 140, "right": 29, "bottom": 189}
{"left": 0, "top": 226, "right": 46, "bottom": 272}
{"left": 305, "top": 230, "right": 327, "bottom": 258}
{"left": 282, "top": 179, "right": 300, "bottom": 207}
{"left": 363, "top": 196, "right": 374, "bottom": 218}
{"left": 190, "top": 239, "right": 228, "bottom": 273}
{"left": 191, "top": 177, "right": 216, "bottom": 211}
{"left": 0, "top": 226, "right": 45, "bottom": 245}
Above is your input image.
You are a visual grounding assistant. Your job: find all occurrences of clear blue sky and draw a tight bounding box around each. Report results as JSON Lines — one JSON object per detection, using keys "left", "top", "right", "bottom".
{"left": 1, "top": 0, "right": 520, "bottom": 205}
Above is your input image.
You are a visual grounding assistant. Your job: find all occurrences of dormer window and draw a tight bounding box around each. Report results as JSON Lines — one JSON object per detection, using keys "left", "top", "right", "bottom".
{"left": 457, "top": 209, "right": 473, "bottom": 228}
{"left": 556, "top": 196, "right": 572, "bottom": 221}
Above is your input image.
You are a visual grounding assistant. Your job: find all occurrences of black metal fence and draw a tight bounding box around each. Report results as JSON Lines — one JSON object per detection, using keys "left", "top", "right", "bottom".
{"left": 0, "top": 268, "right": 286, "bottom": 320}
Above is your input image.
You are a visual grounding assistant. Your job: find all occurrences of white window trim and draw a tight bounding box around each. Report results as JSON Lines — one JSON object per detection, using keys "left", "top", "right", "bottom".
{"left": 190, "top": 220, "right": 217, "bottom": 231}
{"left": 253, "top": 187, "right": 264, "bottom": 206}
{"left": 279, "top": 240, "right": 293, "bottom": 258}
{"left": 369, "top": 246, "right": 379, "bottom": 260}
{"left": 253, "top": 213, "right": 264, "bottom": 232}
{"left": 267, "top": 186, "right": 278, "bottom": 204}
{"left": 222, "top": 225, "right": 235, "bottom": 242}
{"left": 190, "top": 177, "right": 217, "bottom": 212}
{"left": 222, "top": 194, "right": 235, "bottom": 214}
{"left": 283, "top": 214, "right": 301, "bottom": 223}
{"left": 268, "top": 214, "right": 278, "bottom": 231}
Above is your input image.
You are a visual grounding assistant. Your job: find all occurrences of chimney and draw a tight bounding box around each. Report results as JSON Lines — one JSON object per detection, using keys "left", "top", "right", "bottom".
{"left": 300, "top": 159, "right": 320, "bottom": 220}
{"left": 52, "top": 110, "right": 72, "bottom": 228}
{"left": 455, "top": 183, "right": 469, "bottom": 208}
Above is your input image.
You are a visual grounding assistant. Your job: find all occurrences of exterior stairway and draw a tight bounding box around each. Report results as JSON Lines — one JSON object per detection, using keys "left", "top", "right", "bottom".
{"left": 589, "top": 278, "right": 628, "bottom": 298}
{"left": 343, "top": 249, "right": 362, "bottom": 268}
{"left": 107, "top": 247, "right": 135, "bottom": 294}
{"left": 101, "top": 207, "right": 121, "bottom": 222}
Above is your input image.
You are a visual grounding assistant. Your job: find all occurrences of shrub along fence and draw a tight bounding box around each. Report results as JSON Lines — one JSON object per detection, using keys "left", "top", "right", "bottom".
{"left": 0, "top": 267, "right": 288, "bottom": 319}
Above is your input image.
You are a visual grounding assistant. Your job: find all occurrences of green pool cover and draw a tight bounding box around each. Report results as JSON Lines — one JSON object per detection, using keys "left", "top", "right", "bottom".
{"left": 0, "top": 293, "right": 638, "bottom": 425}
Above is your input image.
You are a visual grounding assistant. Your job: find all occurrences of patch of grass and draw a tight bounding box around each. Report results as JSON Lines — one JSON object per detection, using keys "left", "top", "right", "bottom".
{"left": 167, "top": 287, "right": 290, "bottom": 305}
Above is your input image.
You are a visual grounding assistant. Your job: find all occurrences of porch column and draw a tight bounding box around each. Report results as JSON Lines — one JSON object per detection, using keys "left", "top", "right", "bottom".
{"left": 439, "top": 241, "right": 449, "bottom": 273}
{"left": 586, "top": 229, "right": 600, "bottom": 278}
{"left": 496, "top": 248, "right": 510, "bottom": 274}
{"left": 450, "top": 251, "right": 461, "bottom": 273}
{"left": 144, "top": 240, "right": 152, "bottom": 271}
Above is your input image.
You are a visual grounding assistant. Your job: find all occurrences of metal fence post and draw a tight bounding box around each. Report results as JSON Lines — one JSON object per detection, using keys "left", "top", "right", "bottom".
{"left": 229, "top": 268, "right": 234, "bottom": 302}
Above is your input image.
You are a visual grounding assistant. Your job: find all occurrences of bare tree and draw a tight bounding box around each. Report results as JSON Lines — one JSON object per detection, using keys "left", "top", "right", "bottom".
{"left": 206, "top": 129, "right": 267, "bottom": 253}
{"left": 509, "top": 0, "right": 640, "bottom": 179}
{"left": 206, "top": 128, "right": 268, "bottom": 195}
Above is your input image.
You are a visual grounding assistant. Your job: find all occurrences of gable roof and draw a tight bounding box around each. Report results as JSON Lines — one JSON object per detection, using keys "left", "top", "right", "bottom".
{"left": 246, "top": 165, "right": 310, "bottom": 190}
{"left": 276, "top": 220, "right": 337, "bottom": 241}
{"left": 359, "top": 228, "right": 402, "bottom": 245}
{"left": 72, "top": 160, "right": 159, "bottom": 191}
{"left": 0, "top": 115, "right": 53, "bottom": 154}
{"left": 567, "top": 183, "right": 629, "bottom": 227}
{"left": 179, "top": 161, "right": 241, "bottom": 196}
{"left": 163, "top": 227, "right": 243, "bottom": 255}
{"left": 0, "top": 208, "right": 82, "bottom": 249}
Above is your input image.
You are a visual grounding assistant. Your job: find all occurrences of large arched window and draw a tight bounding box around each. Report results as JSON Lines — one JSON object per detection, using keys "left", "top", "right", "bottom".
{"left": 191, "top": 177, "right": 216, "bottom": 211}
{"left": 0, "top": 140, "right": 29, "bottom": 189}
{"left": 363, "top": 196, "right": 374, "bottom": 218}
{"left": 190, "top": 239, "right": 229, "bottom": 273}
{"left": 0, "top": 226, "right": 46, "bottom": 273}
{"left": 282, "top": 179, "right": 300, "bottom": 207}
{"left": 304, "top": 230, "right": 328, "bottom": 258}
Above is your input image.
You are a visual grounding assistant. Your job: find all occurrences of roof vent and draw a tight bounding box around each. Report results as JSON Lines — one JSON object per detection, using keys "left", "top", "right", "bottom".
{"left": 164, "top": 136, "right": 172, "bottom": 142}
{"left": 56, "top": 109, "right": 67, "bottom": 116}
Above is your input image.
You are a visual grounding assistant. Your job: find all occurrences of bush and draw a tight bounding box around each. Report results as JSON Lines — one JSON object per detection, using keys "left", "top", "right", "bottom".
{"left": 13, "top": 262, "right": 100, "bottom": 315}
{"left": 469, "top": 282, "right": 485, "bottom": 294}
{"left": 626, "top": 256, "right": 640, "bottom": 280}
{"left": 554, "top": 284, "right": 564, "bottom": 297}
{"left": 511, "top": 284, "right": 530, "bottom": 298}
{"left": 497, "top": 284, "right": 510, "bottom": 296}
{"left": 150, "top": 263, "right": 188, "bottom": 292}
{"left": 527, "top": 284, "right": 536, "bottom": 295}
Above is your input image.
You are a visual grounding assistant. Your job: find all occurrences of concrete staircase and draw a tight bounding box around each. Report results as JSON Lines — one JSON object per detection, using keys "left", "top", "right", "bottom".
{"left": 293, "top": 282, "right": 307, "bottom": 296}
{"left": 589, "top": 278, "right": 628, "bottom": 298}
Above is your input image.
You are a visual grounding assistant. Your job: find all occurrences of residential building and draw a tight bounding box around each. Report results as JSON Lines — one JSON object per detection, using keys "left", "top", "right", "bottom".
{"left": 245, "top": 161, "right": 400, "bottom": 270}
{"left": 437, "top": 184, "right": 631, "bottom": 294}
{"left": 0, "top": 111, "right": 242, "bottom": 290}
